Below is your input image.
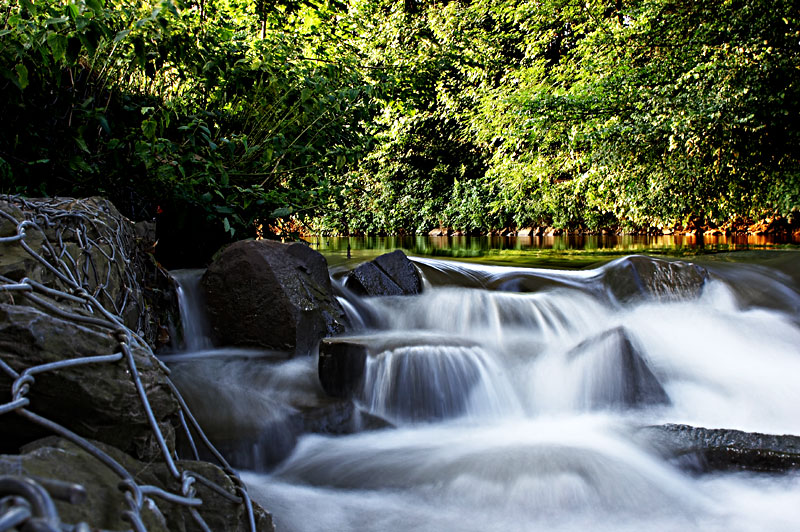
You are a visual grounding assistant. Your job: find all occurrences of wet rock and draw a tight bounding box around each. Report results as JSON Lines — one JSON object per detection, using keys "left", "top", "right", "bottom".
{"left": 0, "top": 437, "right": 274, "bottom": 532}
{"left": 202, "top": 240, "right": 347, "bottom": 355}
{"left": 345, "top": 250, "right": 422, "bottom": 297}
{"left": 0, "top": 303, "right": 180, "bottom": 461}
{"left": 168, "top": 353, "right": 391, "bottom": 471}
{"left": 0, "top": 196, "right": 178, "bottom": 349}
{"left": 602, "top": 255, "right": 709, "bottom": 303}
{"left": 319, "top": 338, "right": 369, "bottom": 398}
{"left": 639, "top": 424, "right": 800, "bottom": 473}
{"left": 566, "top": 327, "right": 670, "bottom": 409}
{"left": 298, "top": 399, "right": 394, "bottom": 434}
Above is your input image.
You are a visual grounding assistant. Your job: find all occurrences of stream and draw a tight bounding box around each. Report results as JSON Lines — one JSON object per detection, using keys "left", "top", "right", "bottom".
{"left": 165, "top": 252, "right": 800, "bottom": 532}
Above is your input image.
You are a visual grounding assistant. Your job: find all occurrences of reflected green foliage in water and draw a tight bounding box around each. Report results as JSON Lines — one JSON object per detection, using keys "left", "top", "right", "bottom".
{"left": 311, "top": 235, "right": 799, "bottom": 270}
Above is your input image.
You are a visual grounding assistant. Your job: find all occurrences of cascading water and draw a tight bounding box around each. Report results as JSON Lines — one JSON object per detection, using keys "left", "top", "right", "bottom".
{"left": 171, "top": 269, "right": 214, "bottom": 351}
{"left": 168, "top": 253, "right": 800, "bottom": 531}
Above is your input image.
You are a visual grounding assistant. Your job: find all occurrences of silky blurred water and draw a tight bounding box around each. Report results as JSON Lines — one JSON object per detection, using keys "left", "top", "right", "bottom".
{"left": 170, "top": 253, "right": 800, "bottom": 531}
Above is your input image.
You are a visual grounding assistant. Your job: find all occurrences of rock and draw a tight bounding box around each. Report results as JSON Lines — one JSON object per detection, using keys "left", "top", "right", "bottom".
{"left": 345, "top": 250, "right": 422, "bottom": 297}
{"left": 319, "top": 338, "right": 369, "bottom": 398}
{"left": 639, "top": 424, "right": 800, "bottom": 473}
{"left": 602, "top": 255, "right": 709, "bottom": 303}
{"left": 0, "top": 196, "right": 178, "bottom": 349}
{"left": 0, "top": 303, "right": 181, "bottom": 461}
{"left": 346, "top": 261, "right": 405, "bottom": 296}
{"left": 202, "top": 240, "right": 347, "bottom": 355}
{"left": 0, "top": 437, "right": 274, "bottom": 532}
{"left": 517, "top": 227, "right": 535, "bottom": 237}
{"left": 566, "top": 327, "right": 670, "bottom": 409}
{"left": 168, "top": 354, "right": 391, "bottom": 471}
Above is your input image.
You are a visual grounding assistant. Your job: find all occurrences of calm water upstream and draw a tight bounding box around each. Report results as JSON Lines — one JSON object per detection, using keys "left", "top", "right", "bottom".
{"left": 166, "top": 246, "right": 800, "bottom": 532}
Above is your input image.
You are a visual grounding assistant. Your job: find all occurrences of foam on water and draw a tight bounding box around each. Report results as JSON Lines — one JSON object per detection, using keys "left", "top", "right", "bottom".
{"left": 170, "top": 255, "right": 800, "bottom": 531}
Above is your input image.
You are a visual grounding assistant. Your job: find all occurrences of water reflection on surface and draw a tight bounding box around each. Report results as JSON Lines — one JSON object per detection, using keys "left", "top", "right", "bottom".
{"left": 309, "top": 234, "right": 798, "bottom": 269}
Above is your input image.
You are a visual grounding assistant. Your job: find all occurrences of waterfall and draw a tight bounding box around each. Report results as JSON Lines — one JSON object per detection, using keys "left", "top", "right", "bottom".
{"left": 171, "top": 269, "right": 214, "bottom": 352}
{"left": 168, "top": 254, "right": 800, "bottom": 531}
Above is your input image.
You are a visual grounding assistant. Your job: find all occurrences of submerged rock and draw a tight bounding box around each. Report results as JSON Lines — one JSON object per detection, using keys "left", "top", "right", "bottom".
{"left": 345, "top": 250, "right": 422, "bottom": 296}
{"left": 639, "top": 424, "right": 800, "bottom": 473}
{"left": 565, "top": 326, "right": 670, "bottom": 409}
{"left": 603, "top": 255, "right": 709, "bottom": 303}
{"left": 168, "top": 353, "right": 392, "bottom": 471}
{"left": 202, "top": 240, "right": 347, "bottom": 355}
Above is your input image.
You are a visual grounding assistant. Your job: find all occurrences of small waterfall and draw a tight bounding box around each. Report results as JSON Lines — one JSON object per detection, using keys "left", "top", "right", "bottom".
{"left": 171, "top": 269, "right": 213, "bottom": 352}
{"left": 361, "top": 343, "right": 521, "bottom": 422}
{"left": 164, "top": 253, "right": 800, "bottom": 532}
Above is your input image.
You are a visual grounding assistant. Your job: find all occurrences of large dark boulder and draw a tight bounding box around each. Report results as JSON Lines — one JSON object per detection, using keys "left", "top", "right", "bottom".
{"left": 602, "top": 255, "right": 709, "bottom": 303}
{"left": 345, "top": 250, "right": 422, "bottom": 296}
{"left": 0, "top": 303, "right": 180, "bottom": 461}
{"left": 639, "top": 424, "right": 800, "bottom": 473}
{"left": 202, "top": 240, "right": 347, "bottom": 355}
{"left": 565, "top": 327, "right": 670, "bottom": 409}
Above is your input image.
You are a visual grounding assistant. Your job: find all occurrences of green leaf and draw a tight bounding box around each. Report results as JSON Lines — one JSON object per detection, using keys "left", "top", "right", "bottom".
{"left": 20, "top": 0, "right": 36, "bottom": 16}
{"left": 271, "top": 207, "right": 292, "bottom": 218}
{"left": 222, "top": 217, "right": 234, "bottom": 236}
{"left": 86, "top": 0, "right": 105, "bottom": 14}
{"left": 74, "top": 135, "right": 90, "bottom": 154}
{"left": 15, "top": 64, "right": 29, "bottom": 90}
{"left": 114, "top": 29, "right": 131, "bottom": 43}
{"left": 141, "top": 119, "right": 157, "bottom": 139}
{"left": 97, "top": 115, "right": 110, "bottom": 134}
{"left": 47, "top": 33, "right": 69, "bottom": 63}
{"left": 45, "top": 17, "right": 70, "bottom": 26}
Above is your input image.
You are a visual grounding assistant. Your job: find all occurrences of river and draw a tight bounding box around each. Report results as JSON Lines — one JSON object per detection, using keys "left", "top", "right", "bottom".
{"left": 166, "top": 246, "right": 800, "bottom": 531}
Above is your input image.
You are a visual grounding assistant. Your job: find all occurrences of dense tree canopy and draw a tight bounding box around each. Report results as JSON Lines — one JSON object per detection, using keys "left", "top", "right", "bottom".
{"left": 1, "top": 0, "right": 798, "bottom": 259}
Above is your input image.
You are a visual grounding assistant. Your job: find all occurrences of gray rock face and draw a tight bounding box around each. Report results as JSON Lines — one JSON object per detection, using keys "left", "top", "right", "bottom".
{"left": 603, "top": 255, "right": 709, "bottom": 303}
{"left": 639, "top": 424, "right": 800, "bottom": 473}
{"left": 0, "top": 196, "right": 178, "bottom": 349}
{"left": 202, "top": 240, "right": 347, "bottom": 355}
{"left": 566, "top": 327, "right": 670, "bottom": 409}
{"left": 0, "top": 196, "right": 272, "bottom": 531}
{"left": 0, "top": 437, "right": 274, "bottom": 532}
{"left": 0, "top": 303, "right": 180, "bottom": 461}
{"left": 345, "top": 250, "right": 422, "bottom": 296}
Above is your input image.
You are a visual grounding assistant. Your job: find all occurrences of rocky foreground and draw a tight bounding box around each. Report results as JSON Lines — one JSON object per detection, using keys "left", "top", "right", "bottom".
{"left": 1, "top": 195, "right": 798, "bottom": 531}
{"left": 0, "top": 196, "right": 271, "bottom": 531}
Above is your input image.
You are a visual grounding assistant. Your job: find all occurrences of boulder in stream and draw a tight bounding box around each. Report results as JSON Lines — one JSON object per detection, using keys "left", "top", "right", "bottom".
{"left": 602, "top": 255, "right": 709, "bottom": 303}
{"left": 566, "top": 326, "right": 670, "bottom": 409}
{"left": 345, "top": 250, "right": 422, "bottom": 296}
{"left": 202, "top": 240, "right": 348, "bottom": 355}
{"left": 639, "top": 424, "right": 800, "bottom": 473}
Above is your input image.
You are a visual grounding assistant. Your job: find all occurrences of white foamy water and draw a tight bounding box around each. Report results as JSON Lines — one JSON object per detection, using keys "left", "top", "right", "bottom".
{"left": 171, "top": 255, "right": 800, "bottom": 531}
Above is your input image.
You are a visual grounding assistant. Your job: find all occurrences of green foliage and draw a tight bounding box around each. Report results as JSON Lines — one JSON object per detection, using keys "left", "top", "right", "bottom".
{"left": 1, "top": 0, "right": 797, "bottom": 249}
{"left": 0, "top": 0, "right": 375, "bottom": 250}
